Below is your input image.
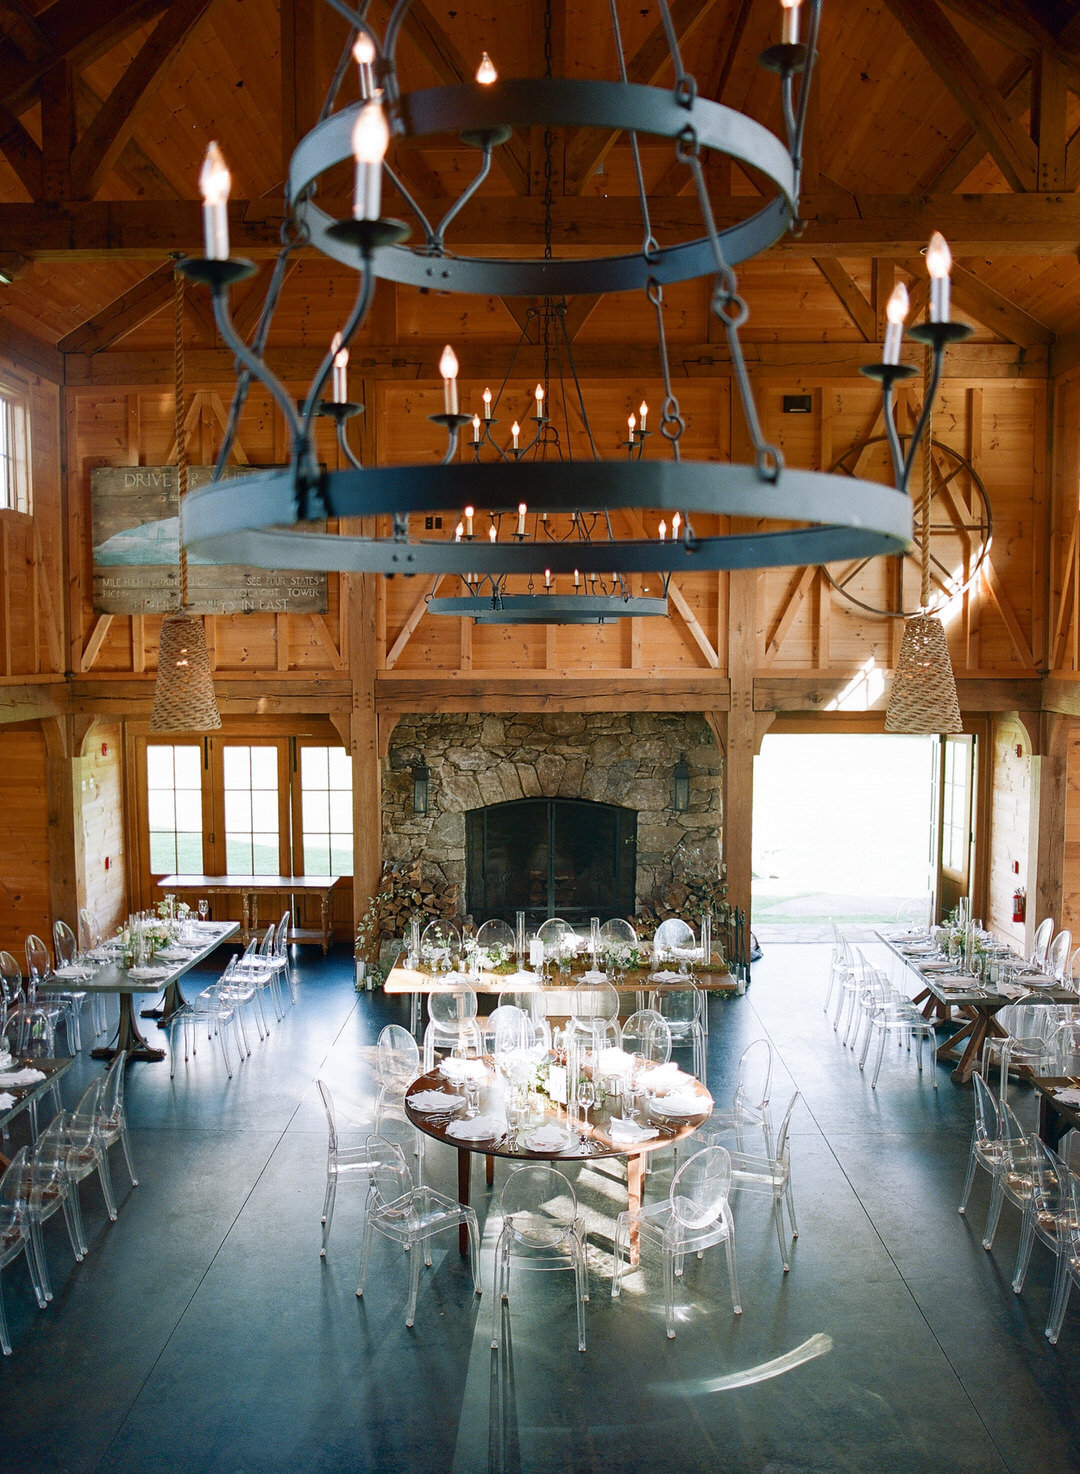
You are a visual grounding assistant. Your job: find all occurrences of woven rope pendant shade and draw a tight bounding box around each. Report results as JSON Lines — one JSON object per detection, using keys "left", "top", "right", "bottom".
{"left": 884, "top": 613, "right": 962, "bottom": 734}
{"left": 148, "top": 613, "right": 222, "bottom": 732}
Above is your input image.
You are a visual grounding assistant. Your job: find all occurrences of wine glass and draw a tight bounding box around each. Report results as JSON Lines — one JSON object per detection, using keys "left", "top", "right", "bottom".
{"left": 197, "top": 899, "right": 209, "bottom": 923}
{"left": 577, "top": 1076, "right": 596, "bottom": 1138}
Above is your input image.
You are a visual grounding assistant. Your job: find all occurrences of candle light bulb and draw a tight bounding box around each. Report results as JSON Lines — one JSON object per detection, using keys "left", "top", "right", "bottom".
{"left": 926, "top": 231, "right": 952, "bottom": 322}
{"left": 351, "top": 100, "right": 389, "bottom": 220}
{"left": 511, "top": 421, "right": 520, "bottom": 449}
{"left": 199, "top": 141, "right": 231, "bottom": 260}
{"left": 482, "top": 387, "right": 492, "bottom": 417}
{"left": 472, "top": 413, "right": 481, "bottom": 442}
{"left": 439, "top": 344, "right": 459, "bottom": 415}
{"left": 628, "top": 413, "right": 636, "bottom": 435}
{"left": 489, "top": 524, "right": 497, "bottom": 543}
{"left": 330, "top": 332, "right": 349, "bottom": 403}
{"left": 544, "top": 569, "right": 552, "bottom": 589}
{"left": 534, "top": 383, "right": 544, "bottom": 412}
{"left": 464, "top": 505, "right": 474, "bottom": 537}
{"left": 517, "top": 502, "right": 527, "bottom": 536}
{"left": 672, "top": 511, "right": 682, "bottom": 538}
{"left": 455, "top": 521, "right": 464, "bottom": 542}
{"left": 780, "top": 0, "right": 802, "bottom": 44}
{"left": 883, "top": 281, "right": 909, "bottom": 365}
{"left": 658, "top": 519, "right": 667, "bottom": 541}
{"left": 476, "top": 51, "right": 497, "bottom": 85}
{"left": 639, "top": 400, "right": 648, "bottom": 431}
{"left": 573, "top": 569, "right": 580, "bottom": 589}
{"left": 353, "top": 32, "right": 376, "bottom": 98}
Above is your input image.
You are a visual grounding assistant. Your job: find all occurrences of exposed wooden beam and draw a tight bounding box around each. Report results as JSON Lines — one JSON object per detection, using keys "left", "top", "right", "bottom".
{"left": 1033, "top": 49, "right": 1068, "bottom": 192}
{"left": 561, "top": 295, "right": 601, "bottom": 344}
{"left": 39, "top": 60, "right": 75, "bottom": 199}
{"left": 280, "top": 0, "right": 324, "bottom": 184}
{"left": 13, "top": 192, "right": 1080, "bottom": 260}
{"left": 0, "top": 0, "right": 168, "bottom": 113}
{"left": 755, "top": 675, "right": 1043, "bottom": 714}
{"left": 701, "top": 0, "right": 757, "bottom": 105}
{"left": 69, "top": 0, "right": 213, "bottom": 200}
{"left": 893, "top": 255, "right": 1054, "bottom": 348}
{"left": 0, "top": 314, "right": 62, "bottom": 382}
{"left": 373, "top": 673, "right": 732, "bottom": 715}
{"left": 564, "top": 0, "right": 722, "bottom": 193}
{"left": 918, "top": 59, "right": 1030, "bottom": 193}
{"left": 0, "top": 1, "right": 50, "bottom": 63}
{"left": 57, "top": 260, "right": 176, "bottom": 354}
{"left": 813, "top": 259, "right": 875, "bottom": 342}
{"left": 0, "top": 100, "right": 40, "bottom": 196}
{"left": 884, "top": 0, "right": 1039, "bottom": 191}
{"left": 63, "top": 338, "right": 1044, "bottom": 387}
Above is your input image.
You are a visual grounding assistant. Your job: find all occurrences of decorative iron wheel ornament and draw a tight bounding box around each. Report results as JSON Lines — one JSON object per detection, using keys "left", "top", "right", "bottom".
{"left": 823, "top": 435, "right": 993, "bottom": 619}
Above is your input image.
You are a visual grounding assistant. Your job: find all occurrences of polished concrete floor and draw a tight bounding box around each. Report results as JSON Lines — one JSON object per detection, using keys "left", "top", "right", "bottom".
{"left": 3, "top": 940, "right": 1080, "bottom": 1474}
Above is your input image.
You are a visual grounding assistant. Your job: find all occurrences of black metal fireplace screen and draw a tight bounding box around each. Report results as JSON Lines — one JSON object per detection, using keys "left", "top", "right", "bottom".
{"left": 466, "top": 798, "right": 637, "bottom": 927}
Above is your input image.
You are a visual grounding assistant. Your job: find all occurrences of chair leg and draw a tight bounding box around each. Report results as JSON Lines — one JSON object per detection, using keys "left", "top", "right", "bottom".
{"left": 321, "top": 1174, "right": 337, "bottom": 1257}
{"left": 725, "top": 1235, "right": 742, "bottom": 1314}
{"left": 118, "top": 1127, "right": 139, "bottom": 1188}
{"left": 982, "top": 1177, "right": 1005, "bottom": 1250}
{"left": 95, "top": 1148, "right": 118, "bottom": 1222}
{"left": 958, "top": 1130, "right": 979, "bottom": 1215}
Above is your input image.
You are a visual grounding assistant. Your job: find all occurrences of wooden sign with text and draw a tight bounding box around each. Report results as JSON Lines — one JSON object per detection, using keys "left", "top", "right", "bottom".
{"left": 90, "top": 465, "right": 327, "bottom": 615}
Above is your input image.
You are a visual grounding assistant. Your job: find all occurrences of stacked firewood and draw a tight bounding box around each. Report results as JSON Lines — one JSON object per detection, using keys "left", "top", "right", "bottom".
{"left": 354, "top": 857, "right": 459, "bottom": 963}
{"left": 631, "top": 874, "right": 731, "bottom": 940}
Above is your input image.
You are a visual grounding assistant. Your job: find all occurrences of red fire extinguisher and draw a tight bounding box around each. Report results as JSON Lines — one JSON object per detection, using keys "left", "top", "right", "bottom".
{"left": 1013, "top": 887, "right": 1026, "bottom": 924}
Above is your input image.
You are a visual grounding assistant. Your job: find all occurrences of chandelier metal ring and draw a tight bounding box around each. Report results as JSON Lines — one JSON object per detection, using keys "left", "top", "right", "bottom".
{"left": 181, "top": 459, "right": 912, "bottom": 575}
{"left": 425, "top": 594, "right": 669, "bottom": 624}
{"left": 289, "top": 80, "right": 796, "bottom": 297}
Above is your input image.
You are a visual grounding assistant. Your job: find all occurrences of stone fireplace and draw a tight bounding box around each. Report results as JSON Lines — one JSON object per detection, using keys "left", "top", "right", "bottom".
{"left": 383, "top": 711, "right": 722, "bottom": 919}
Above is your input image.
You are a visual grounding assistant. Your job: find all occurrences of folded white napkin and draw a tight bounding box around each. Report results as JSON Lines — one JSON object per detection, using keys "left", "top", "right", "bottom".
{"left": 157, "top": 947, "right": 196, "bottom": 961}
{"left": 89, "top": 947, "right": 119, "bottom": 961}
{"left": 607, "top": 1118, "right": 660, "bottom": 1144}
{"left": 128, "top": 966, "right": 169, "bottom": 980}
{"left": 52, "top": 965, "right": 91, "bottom": 980}
{"left": 649, "top": 970, "right": 680, "bottom": 983}
{"left": 0, "top": 1091, "right": 15, "bottom": 1109}
{"left": 0, "top": 1051, "right": 13, "bottom": 1072}
{"left": 935, "top": 976, "right": 976, "bottom": 990}
{"left": 440, "top": 1057, "right": 487, "bottom": 1084}
{"left": 445, "top": 1115, "right": 503, "bottom": 1142}
{"left": 0, "top": 1067, "right": 45, "bottom": 1087}
{"left": 580, "top": 970, "right": 608, "bottom": 984}
{"left": 407, "top": 1089, "right": 463, "bottom": 1112}
{"left": 643, "top": 1061, "right": 692, "bottom": 1091}
{"left": 651, "top": 1088, "right": 710, "bottom": 1117}
{"left": 435, "top": 970, "right": 472, "bottom": 987}
{"left": 997, "top": 983, "right": 1026, "bottom": 1000}
{"left": 524, "top": 1123, "right": 570, "bottom": 1152}
{"left": 918, "top": 960, "right": 956, "bottom": 972}
{"left": 1053, "top": 1088, "right": 1080, "bottom": 1106}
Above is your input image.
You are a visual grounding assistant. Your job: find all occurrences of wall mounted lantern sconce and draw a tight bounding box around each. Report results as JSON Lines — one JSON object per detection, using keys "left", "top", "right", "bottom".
{"left": 673, "top": 755, "right": 690, "bottom": 813}
{"left": 412, "top": 761, "right": 430, "bottom": 815}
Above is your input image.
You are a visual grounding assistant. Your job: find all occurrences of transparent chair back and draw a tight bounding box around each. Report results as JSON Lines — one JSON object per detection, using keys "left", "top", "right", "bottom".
{"left": 653, "top": 918, "right": 696, "bottom": 959}
{"left": 600, "top": 918, "right": 636, "bottom": 945}
{"left": 420, "top": 920, "right": 460, "bottom": 971}
{"left": 536, "top": 917, "right": 573, "bottom": 963}
{"left": 620, "top": 1008, "right": 672, "bottom": 1064}
{"left": 475, "top": 919, "right": 514, "bottom": 955}
{"left": 52, "top": 920, "right": 79, "bottom": 968}
{"left": 498, "top": 988, "right": 547, "bottom": 1025}
{"left": 492, "top": 1164, "right": 588, "bottom": 1352}
{"left": 1048, "top": 929, "right": 1074, "bottom": 981}
{"left": 1032, "top": 917, "right": 1055, "bottom": 968}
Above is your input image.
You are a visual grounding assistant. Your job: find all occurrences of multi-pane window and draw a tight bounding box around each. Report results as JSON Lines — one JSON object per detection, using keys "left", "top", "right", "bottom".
{"left": 299, "top": 746, "right": 353, "bottom": 875}
{"left": 147, "top": 745, "right": 203, "bottom": 873}
{"left": 0, "top": 382, "right": 31, "bottom": 513}
{"left": 223, "top": 745, "right": 280, "bottom": 873}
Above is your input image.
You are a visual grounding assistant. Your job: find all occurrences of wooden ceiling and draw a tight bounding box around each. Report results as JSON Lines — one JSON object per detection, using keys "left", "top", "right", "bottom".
{"left": 1, "top": 0, "right": 1080, "bottom": 369}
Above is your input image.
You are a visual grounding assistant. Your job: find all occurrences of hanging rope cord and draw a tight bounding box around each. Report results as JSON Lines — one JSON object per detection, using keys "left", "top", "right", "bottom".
{"left": 174, "top": 268, "right": 190, "bottom": 611}
{"left": 920, "top": 346, "right": 932, "bottom": 614}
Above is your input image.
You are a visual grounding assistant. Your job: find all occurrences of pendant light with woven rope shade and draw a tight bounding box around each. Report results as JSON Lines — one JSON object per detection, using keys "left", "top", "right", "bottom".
{"left": 149, "top": 270, "right": 222, "bottom": 732}
{"left": 884, "top": 350, "right": 962, "bottom": 735}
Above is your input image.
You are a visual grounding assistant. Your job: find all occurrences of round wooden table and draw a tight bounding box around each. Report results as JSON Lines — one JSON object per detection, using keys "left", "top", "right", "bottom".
{"left": 405, "top": 1060, "right": 711, "bottom": 1259}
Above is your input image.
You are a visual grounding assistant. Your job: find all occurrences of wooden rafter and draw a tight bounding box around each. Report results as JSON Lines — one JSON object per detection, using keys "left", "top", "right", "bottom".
{"left": 700, "top": 0, "right": 758, "bottom": 106}
{"left": 981, "top": 560, "right": 1035, "bottom": 668}
{"left": 0, "top": 0, "right": 169, "bottom": 114}
{"left": 919, "top": 59, "right": 1030, "bottom": 193}
{"left": 385, "top": 577, "right": 444, "bottom": 670}
{"left": 68, "top": 0, "right": 213, "bottom": 200}
{"left": 12, "top": 193, "right": 1080, "bottom": 259}
{"left": 80, "top": 614, "right": 114, "bottom": 673}
{"left": 939, "top": 0, "right": 1080, "bottom": 93}
{"left": 892, "top": 256, "right": 1054, "bottom": 349}
{"left": 0, "top": 101, "right": 40, "bottom": 196}
{"left": 57, "top": 260, "right": 176, "bottom": 354}
{"left": 1032, "top": 49, "right": 1067, "bottom": 193}
{"left": 813, "top": 259, "right": 875, "bottom": 342}
{"left": 763, "top": 565, "right": 817, "bottom": 667}
{"left": 564, "top": 0, "right": 722, "bottom": 193}
{"left": 0, "top": 1, "right": 49, "bottom": 64}
{"left": 309, "top": 615, "right": 344, "bottom": 670}
{"left": 884, "top": 0, "right": 1038, "bottom": 192}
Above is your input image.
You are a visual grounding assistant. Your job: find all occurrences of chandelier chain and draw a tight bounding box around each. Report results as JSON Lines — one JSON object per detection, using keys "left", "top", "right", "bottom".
{"left": 646, "top": 277, "right": 685, "bottom": 461}
{"left": 609, "top": 0, "right": 659, "bottom": 263}
{"left": 658, "top": 0, "right": 695, "bottom": 106}
{"left": 920, "top": 346, "right": 932, "bottom": 612}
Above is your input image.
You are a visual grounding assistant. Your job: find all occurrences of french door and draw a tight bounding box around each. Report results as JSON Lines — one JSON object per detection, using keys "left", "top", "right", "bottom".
{"left": 933, "top": 733, "right": 975, "bottom": 923}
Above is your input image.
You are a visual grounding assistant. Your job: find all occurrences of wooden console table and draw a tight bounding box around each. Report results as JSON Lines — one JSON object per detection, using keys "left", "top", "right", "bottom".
{"left": 157, "top": 874, "right": 341, "bottom": 953}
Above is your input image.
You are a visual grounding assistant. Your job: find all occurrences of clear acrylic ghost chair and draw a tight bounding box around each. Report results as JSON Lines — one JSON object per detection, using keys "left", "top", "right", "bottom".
{"left": 97, "top": 1049, "right": 138, "bottom": 1190}
{"left": 652, "top": 918, "right": 696, "bottom": 967}
{"left": 423, "top": 985, "right": 482, "bottom": 1070}
{"left": 958, "top": 1073, "right": 1037, "bottom": 1250}
{"left": 62, "top": 1076, "right": 118, "bottom": 1226}
{"left": 24, "top": 934, "right": 76, "bottom": 1053}
{"left": 0, "top": 1147, "right": 47, "bottom": 1352}
{"left": 356, "top": 1136, "right": 481, "bottom": 1329}
{"left": 982, "top": 1003, "right": 1057, "bottom": 1106}
{"left": 267, "top": 911, "right": 294, "bottom": 1012}
{"left": 723, "top": 1090, "right": 801, "bottom": 1273}
{"left": 51, "top": 920, "right": 90, "bottom": 1048}
{"left": 492, "top": 1164, "right": 588, "bottom": 1353}
{"left": 475, "top": 918, "right": 515, "bottom": 962}
{"left": 1030, "top": 917, "right": 1055, "bottom": 969}
{"left": 600, "top": 918, "right": 636, "bottom": 945}
{"left": 20, "top": 1114, "right": 87, "bottom": 1299}
{"left": 536, "top": 917, "right": 574, "bottom": 973}
{"left": 1, "top": 950, "right": 56, "bottom": 1069}
{"left": 1048, "top": 929, "right": 1075, "bottom": 983}
{"left": 705, "top": 1038, "right": 775, "bottom": 1152}
{"left": 647, "top": 981, "right": 706, "bottom": 1083}
{"left": 1052, "top": 1019, "right": 1080, "bottom": 1079}
{"left": 620, "top": 1009, "right": 672, "bottom": 1065}
{"left": 168, "top": 977, "right": 246, "bottom": 1079}
{"left": 484, "top": 1004, "right": 531, "bottom": 1058}
{"left": 857, "top": 972, "right": 938, "bottom": 1090}
{"left": 565, "top": 982, "right": 621, "bottom": 1061}
{"left": 374, "top": 1024, "right": 425, "bottom": 1172}
{"left": 420, "top": 919, "right": 461, "bottom": 974}
{"left": 220, "top": 948, "right": 266, "bottom": 1042}
{"left": 1046, "top": 1176, "right": 1080, "bottom": 1344}
{"left": 612, "top": 1145, "right": 741, "bottom": 1338}
{"left": 498, "top": 987, "right": 547, "bottom": 1027}
{"left": 1011, "top": 1136, "right": 1078, "bottom": 1298}
{"left": 76, "top": 909, "right": 109, "bottom": 1035}
{"left": 823, "top": 922, "right": 851, "bottom": 1014}
{"left": 316, "top": 1079, "right": 383, "bottom": 1257}
{"left": 0, "top": 1001, "right": 62, "bottom": 1145}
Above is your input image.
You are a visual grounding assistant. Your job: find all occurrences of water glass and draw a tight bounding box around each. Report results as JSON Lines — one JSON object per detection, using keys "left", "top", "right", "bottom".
{"left": 198, "top": 899, "right": 209, "bottom": 922}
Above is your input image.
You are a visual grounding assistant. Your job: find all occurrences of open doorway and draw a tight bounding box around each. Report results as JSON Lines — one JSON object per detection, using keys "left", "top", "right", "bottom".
{"left": 752, "top": 733, "right": 938, "bottom": 938}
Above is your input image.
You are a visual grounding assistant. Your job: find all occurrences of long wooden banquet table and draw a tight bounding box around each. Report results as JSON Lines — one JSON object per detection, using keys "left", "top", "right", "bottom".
{"left": 405, "top": 1058, "right": 711, "bottom": 1259}
{"left": 72, "top": 920, "right": 238, "bottom": 1063}
{"left": 878, "top": 931, "right": 1075, "bottom": 1085}
{"left": 385, "top": 962, "right": 735, "bottom": 1009}
{"left": 157, "top": 874, "right": 340, "bottom": 952}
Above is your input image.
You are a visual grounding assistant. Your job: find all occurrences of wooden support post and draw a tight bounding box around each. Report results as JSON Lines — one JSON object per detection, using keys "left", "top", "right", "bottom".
{"left": 349, "top": 569, "right": 381, "bottom": 929}
{"left": 42, "top": 717, "right": 79, "bottom": 932}
{"left": 723, "top": 565, "right": 756, "bottom": 919}
{"left": 1031, "top": 713, "right": 1067, "bottom": 946}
